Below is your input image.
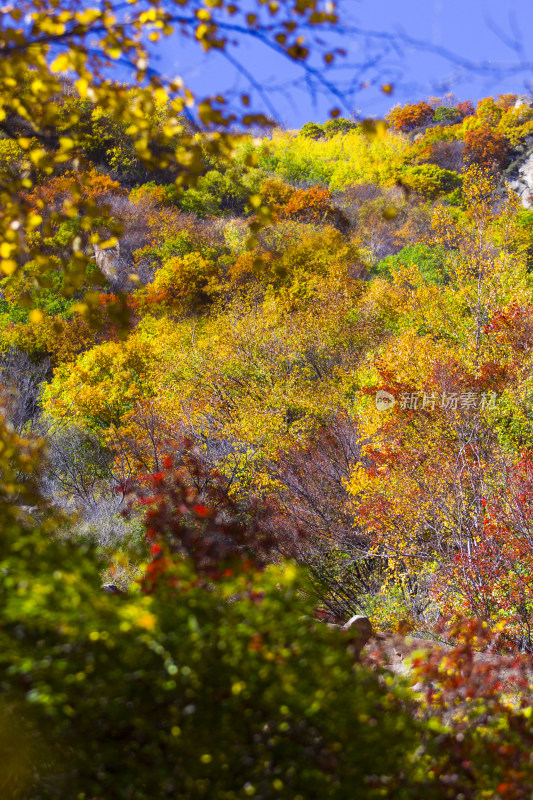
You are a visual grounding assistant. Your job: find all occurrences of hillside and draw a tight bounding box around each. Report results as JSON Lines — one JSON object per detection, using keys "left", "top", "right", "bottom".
{"left": 6, "top": 86, "right": 533, "bottom": 797}
{"left": 2, "top": 92, "right": 533, "bottom": 637}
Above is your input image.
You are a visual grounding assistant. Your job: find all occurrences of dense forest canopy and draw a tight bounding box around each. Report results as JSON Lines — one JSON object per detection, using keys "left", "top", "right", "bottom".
{"left": 5, "top": 1, "right": 533, "bottom": 797}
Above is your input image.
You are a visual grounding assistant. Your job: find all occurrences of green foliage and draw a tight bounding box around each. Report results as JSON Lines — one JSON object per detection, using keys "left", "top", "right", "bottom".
{"left": 443, "top": 185, "right": 465, "bottom": 207}
{"left": 400, "top": 164, "right": 462, "bottom": 198}
{"left": 0, "top": 469, "right": 422, "bottom": 798}
{"left": 133, "top": 231, "right": 198, "bottom": 270}
{"left": 299, "top": 119, "right": 358, "bottom": 140}
{"left": 375, "top": 244, "right": 449, "bottom": 285}
{"left": 0, "top": 257, "right": 78, "bottom": 323}
{"left": 433, "top": 106, "right": 460, "bottom": 123}
{"left": 323, "top": 118, "right": 359, "bottom": 137}
{"left": 300, "top": 121, "right": 325, "bottom": 139}
{"left": 178, "top": 169, "right": 254, "bottom": 217}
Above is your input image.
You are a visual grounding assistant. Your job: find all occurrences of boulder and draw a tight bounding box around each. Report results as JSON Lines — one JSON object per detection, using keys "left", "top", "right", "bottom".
{"left": 514, "top": 96, "right": 533, "bottom": 110}
{"left": 342, "top": 614, "right": 373, "bottom": 640}
{"left": 327, "top": 615, "right": 374, "bottom": 658}
{"left": 93, "top": 241, "right": 120, "bottom": 280}
{"left": 101, "top": 583, "right": 125, "bottom": 594}
{"left": 507, "top": 151, "right": 533, "bottom": 208}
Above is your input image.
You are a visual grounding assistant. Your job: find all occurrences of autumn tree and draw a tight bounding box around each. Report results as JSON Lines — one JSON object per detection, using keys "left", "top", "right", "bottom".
{"left": 0, "top": 0, "right": 343, "bottom": 331}
{"left": 386, "top": 101, "right": 434, "bottom": 132}
{"left": 463, "top": 126, "right": 511, "bottom": 170}
{"left": 341, "top": 166, "right": 533, "bottom": 631}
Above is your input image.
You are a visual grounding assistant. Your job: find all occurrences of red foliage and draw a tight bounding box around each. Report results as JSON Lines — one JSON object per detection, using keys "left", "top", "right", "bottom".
{"left": 414, "top": 619, "right": 533, "bottom": 799}
{"left": 457, "top": 100, "right": 475, "bottom": 117}
{"left": 366, "top": 618, "right": 533, "bottom": 798}
{"left": 434, "top": 453, "right": 533, "bottom": 651}
{"left": 386, "top": 101, "right": 434, "bottom": 132}
{"left": 463, "top": 125, "right": 511, "bottom": 170}
{"left": 484, "top": 304, "right": 533, "bottom": 354}
{"left": 123, "top": 443, "right": 285, "bottom": 590}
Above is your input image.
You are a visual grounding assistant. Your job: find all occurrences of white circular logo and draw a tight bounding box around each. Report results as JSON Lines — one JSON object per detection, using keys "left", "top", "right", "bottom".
{"left": 375, "top": 390, "right": 395, "bottom": 412}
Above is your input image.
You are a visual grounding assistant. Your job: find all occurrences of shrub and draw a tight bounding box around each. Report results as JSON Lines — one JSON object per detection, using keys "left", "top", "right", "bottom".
{"left": 386, "top": 101, "right": 434, "bottom": 132}
{"left": 133, "top": 230, "right": 196, "bottom": 271}
{"left": 129, "top": 181, "right": 179, "bottom": 207}
{"left": 178, "top": 170, "right": 250, "bottom": 217}
{"left": 475, "top": 97, "right": 504, "bottom": 126}
{"left": 375, "top": 244, "right": 449, "bottom": 285}
{"left": 457, "top": 99, "right": 475, "bottom": 117}
{"left": 259, "top": 178, "right": 349, "bottom": 231}
{"left": 322, "top": 118, "right": 359, "bottom": 137}
{"left": 300, "top": 121, "right": 324, "bottom": 139}
{"left": 0, "top": 436, "right": 422, "bottom": 799}
{"left": 26, "top": 168, "right": 124, "bottom": 214}
{"left": 463, "top": 125, "right": 511, "bottom": 170}
{"left": 142, "top": 252, "right": 223, "bottom": 313}
{"left": 433, "top": 106, "right": 460, "bottom": 124}
{"left": 400, "top": 164, "right": 462, "bottom": 199}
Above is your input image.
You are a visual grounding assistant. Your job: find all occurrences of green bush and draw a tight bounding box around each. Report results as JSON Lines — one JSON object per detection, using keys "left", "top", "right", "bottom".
{"left": 1, "top": 540, "right": 422, "bottom": 797}
{"left": 322, "top": 118, "right": 359, "bottom": 138}
{"left": 433, "top": 106, "right": 460, "bottom": 123}
{"left": 299, "top": 122, "right": 324, "bottom": 139}
{"left": 400, "top": 164, "right": 462, "bottom": 199}
{"left": 375, "top": 244, "right": 449, "bottom": 284}
{"left": 178, "top": 169, "right": 250, "bottom": 217}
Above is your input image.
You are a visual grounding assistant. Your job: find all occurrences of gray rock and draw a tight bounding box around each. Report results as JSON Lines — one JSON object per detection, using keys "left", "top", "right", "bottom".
{"left": 93, "top": 241, "right": 120, "bottom": 279}
{"left": 342, "top": 614, "right": 373, "bottom": 642}
{"left": 507, "top": 151, "right": 533, "bottom": 208}
{"left": 327, "top": 615, "right": 374, "bottom": 657}
{"left": 514, "top": 96, "right": 533, "bottom": 110}
{"left": 101, "top": 583, "right": 125, "bottom": 594}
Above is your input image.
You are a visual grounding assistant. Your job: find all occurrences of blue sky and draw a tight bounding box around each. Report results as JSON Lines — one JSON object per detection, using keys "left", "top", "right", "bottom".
{"left": 148, "top": 0, "right": 533, "bottom": 128}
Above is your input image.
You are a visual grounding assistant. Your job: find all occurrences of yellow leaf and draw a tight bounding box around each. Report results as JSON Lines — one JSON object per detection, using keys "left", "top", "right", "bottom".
{"left": 153, "top": 87, "right": 168, "bottom": 105}
{"left": 75, "top": 78, "right": 89, "bottom": 98}
{"left": 1, "top": 260, "right": 17, "bottom": 275}
{"left": 59, "top": 137, "right": 74, "bottom": 151}
{"left": 27, "top": 214, "right": 43, "bottom": 229}
{"left": 98, "top": 237, "right": 118, "bottom": 249}
{"left": 29, "top": 309, "right": 43, "bottom": 324}
{"left": 51, "top": 53, "right": 71, "bottom": 73}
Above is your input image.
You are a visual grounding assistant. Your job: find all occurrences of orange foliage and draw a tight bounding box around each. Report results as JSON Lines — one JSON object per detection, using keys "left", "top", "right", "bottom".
{"left": 496, "top": 93, "right": 519, "bottom": 111}
{"left": 229, "top": 250, "right": 276, "bottom": 285}
{"left": 260, "top": 178, "right": 348, "bottom": 230}
{"left": 281, "top": 186, "right": 339, "bottom": 225}
{"left": 463, "top": 125, "right": 511, "bottom": 170}
{"left": 386, "top": 101, "right": 434, "bottom": 132}
{"left": 457, "top": 100, "right": 475, "bottom": 117}
{"left": 26, "top": 168, "right": 124, "bottom": 213}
